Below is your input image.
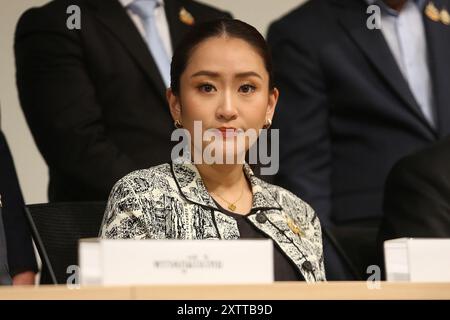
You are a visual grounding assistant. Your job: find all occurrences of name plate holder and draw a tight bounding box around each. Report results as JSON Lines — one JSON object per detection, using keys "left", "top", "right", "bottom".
{"left": 384, "top": 238, "right": 450, "bottom": 282}
{"left": 79, "top": 239, "right": 274, "bottom": 285}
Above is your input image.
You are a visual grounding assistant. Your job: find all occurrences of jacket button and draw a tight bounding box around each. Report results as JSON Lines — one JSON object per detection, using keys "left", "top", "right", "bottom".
{"left": 255, "top": 212, "right": 267, "bottom": 224}
{"left": 302, "top": 261, "right": 313, "bottom": 272}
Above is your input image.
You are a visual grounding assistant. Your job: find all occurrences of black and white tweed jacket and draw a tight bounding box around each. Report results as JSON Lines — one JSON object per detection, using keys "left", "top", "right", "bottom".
{"left": 100, "top": 160, "right": 326, "bottom": 282}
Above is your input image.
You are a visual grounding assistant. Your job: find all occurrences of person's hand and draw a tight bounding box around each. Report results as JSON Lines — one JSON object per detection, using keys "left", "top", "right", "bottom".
{"left": 12, "top": 271, "right": 36, "bottom": 286}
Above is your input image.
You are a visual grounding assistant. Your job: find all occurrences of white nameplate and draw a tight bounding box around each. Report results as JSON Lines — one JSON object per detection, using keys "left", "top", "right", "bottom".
{"left": 384, "top": 238, "right": 450, "bottom": 282}
{"left": 79, "top": 239, "right": 274, "bottom": 285}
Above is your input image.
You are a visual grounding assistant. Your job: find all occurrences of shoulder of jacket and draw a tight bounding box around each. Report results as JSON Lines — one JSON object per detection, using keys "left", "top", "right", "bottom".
{"left": 114, "top": 163, "right": 173, "bottom": 190}
{"left": 258, "top": 178, "right": 316, "bottom": 220}
{"left": 267, "top": 0, "right": 337, "bottom": 52}
{"left": 16, "top": 0, "right": 87, "bottom": 36}
{"left": 269, "top": 0, "right": 330, "bottom": 30}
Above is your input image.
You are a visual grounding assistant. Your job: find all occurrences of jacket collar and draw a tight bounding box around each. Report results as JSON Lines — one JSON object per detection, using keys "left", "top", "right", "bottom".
{"left": 87, "top": 0, "right": 194, "bottom": 103}
{"left": 87, "top": 0, "right": 167, "bottom": 101}
{"left": 170, "top": 159, "right": 282, "bottom": 212}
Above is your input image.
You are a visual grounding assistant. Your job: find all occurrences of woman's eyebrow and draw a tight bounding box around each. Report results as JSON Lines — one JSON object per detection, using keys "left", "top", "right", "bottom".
{"left": 235, "top": 71, "right": 262, "bottom": 79}
{"left": 190, "top": 71, "right": 262, "bottom": 79}
{"left": 191, "top": 70, "right": 220, "bottom": 78}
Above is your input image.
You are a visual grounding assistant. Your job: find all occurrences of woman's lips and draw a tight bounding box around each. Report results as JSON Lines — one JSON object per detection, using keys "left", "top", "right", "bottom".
{"left": 216, "top": 127, "right": 238, "bottom": 138}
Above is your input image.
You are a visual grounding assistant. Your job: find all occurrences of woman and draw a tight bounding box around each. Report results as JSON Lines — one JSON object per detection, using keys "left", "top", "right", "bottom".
{"left": 100, "top": 19, "right": 325, "bottom": 282}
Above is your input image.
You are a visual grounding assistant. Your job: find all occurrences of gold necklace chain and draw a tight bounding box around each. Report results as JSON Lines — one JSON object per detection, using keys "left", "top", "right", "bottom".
{"left": 211, "top": 184, "right": 245, "bottom": 212}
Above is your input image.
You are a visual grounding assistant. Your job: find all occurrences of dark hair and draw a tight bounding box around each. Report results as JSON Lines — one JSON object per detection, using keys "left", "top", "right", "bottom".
{"left": 170, "top": 18, "right": 274, "bottom": 95}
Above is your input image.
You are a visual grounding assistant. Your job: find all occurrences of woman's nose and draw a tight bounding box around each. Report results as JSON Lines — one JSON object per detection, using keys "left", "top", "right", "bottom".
{"left": 216, "top": 91, "right": 238, "bottom": 121}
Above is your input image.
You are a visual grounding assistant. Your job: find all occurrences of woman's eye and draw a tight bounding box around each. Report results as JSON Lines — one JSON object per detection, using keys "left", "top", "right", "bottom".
{"left": 239, "top": 84, "right": 256, "bottom": 94}
{"left": 198, "top": 84, "right": 216, "bottom": 93}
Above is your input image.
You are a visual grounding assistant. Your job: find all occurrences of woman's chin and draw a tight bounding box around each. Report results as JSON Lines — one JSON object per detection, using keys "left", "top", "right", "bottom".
{"left": 200, "top": 149, "right": 247, "bottom": 165}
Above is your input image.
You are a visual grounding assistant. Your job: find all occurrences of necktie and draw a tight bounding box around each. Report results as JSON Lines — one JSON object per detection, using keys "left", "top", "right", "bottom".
{"left": 129, "top": 0, "right": 171, "bottom": 87}
{"left": 396, "top": 3, "right": 435, "bottom": 126}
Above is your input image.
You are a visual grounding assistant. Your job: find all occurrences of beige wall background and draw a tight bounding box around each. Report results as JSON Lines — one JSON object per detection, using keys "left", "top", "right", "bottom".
{"left": 0, "top": 0, "right": 307, "bottom": 204}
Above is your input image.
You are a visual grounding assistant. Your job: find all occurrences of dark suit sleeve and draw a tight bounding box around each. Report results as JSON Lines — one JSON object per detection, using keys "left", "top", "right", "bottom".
{"left": 267, "top": 21, "right": 332, "bottom": 225}
{"left": 0, "top": 131, "right": 38, "bottom": 276}
{"left": 380, "top": 151, "right": 450, "bottom": 243}
{"left": 14, "top": 7, "right": 136, "bottom": 197}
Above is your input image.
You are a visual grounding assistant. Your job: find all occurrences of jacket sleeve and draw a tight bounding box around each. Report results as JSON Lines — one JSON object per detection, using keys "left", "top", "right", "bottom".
{"left": 0, "top": 131, "right": 38, "bottom": 276}
{"left": 14, "top": 6, "right": 136, "bottom": 198}
{"left": 267, "top": 20, "right": 332, "bottom": 226}
{"left": 100, "top": 176, "right": 149, "bottom": 239}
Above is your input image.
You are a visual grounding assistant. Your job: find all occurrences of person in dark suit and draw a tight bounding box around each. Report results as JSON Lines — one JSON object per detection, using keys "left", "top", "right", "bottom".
{"left": 267, "top": 0, "right": 450, "bottom": 279}
{"left": 0, "top": 130, "right": 38, "bottom": 285}
{"left": 380, "top": 136, "right": 450, "bottom": 243}
{"left": 0, "top": 203, "right": 10, "bottom": 285}
{"left": 14, "top": 0, "right": 231, "bottom": 202}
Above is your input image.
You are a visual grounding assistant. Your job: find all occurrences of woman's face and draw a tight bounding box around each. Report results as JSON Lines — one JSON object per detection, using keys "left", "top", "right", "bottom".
{"left": 167, "top": 36, "right": 278, "bottom": 164}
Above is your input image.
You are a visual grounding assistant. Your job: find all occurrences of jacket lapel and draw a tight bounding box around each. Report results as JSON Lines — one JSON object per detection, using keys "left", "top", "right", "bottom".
{"left": 248, "top": 210, "right": 325, "bottom": 282}
{"left": 164, "top": 0, "right": 195, "bottom": 50}
{"left": 332, "top": 0, "right": 437, "bottom": 134}
{"left": 422, "top": 0, "right": 450, "bottom": 137}
{"left": 171, "top": 160, "right": 283, "bottom": 211}
{"left": 171, "top": 160, "right": 219, "bottom": 209}
{"left": 88, "top": 0, "right": 167, "bottom": 101}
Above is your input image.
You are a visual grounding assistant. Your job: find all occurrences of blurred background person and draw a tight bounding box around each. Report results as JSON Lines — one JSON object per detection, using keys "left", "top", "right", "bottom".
{"left": 0, "top": 128, "right": 37, "bottom": 285}
{"left": 14, "top": 0, "right": 231, "bottom": 202}
{"left": 267, "top": 0, "right": 450, "bottom": 279}
{"left": 0, "top": 198, "right": 10, "bottom": 285}
{"left": 379, "top": 136, "right": 450, "bottom": 260}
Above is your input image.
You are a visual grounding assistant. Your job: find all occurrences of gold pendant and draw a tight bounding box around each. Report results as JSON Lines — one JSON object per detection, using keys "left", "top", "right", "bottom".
{"left": 228, "top": 203, "right": 236, "bottom": 211}
{"left": 426, "top": 2, "right": 441, "bottom": 22}
{"left": 179, "top": 7, "right": 195, "bottom": 26}
{"left": 440, "top": 9, "right": 450, "bottom": 25}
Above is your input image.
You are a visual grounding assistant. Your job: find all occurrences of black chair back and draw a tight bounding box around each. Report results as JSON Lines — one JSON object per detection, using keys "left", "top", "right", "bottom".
{"left": 25, "top": 202, "right": 106, "bottom": 284}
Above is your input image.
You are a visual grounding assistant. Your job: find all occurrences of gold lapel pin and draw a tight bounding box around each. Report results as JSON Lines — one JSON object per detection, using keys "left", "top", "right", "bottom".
{"left": 179, "top": 7, "right": 195, "bottom": 26}
{"left": 426, "top": 1, "right": 441, "bottom": 22}
{"left": 287, "top": 218, "right": 304, "bottom": 237}
{"left": 440, "top": 8, "right": 450, "bottom": 25}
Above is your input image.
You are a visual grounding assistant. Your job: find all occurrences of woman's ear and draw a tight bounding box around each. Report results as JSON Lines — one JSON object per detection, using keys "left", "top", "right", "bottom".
{"left": 166, "top": 88, "right": 182, "bottom": 121}
{"left": 266, "top": 87, "right": 279, "bottom": 120}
